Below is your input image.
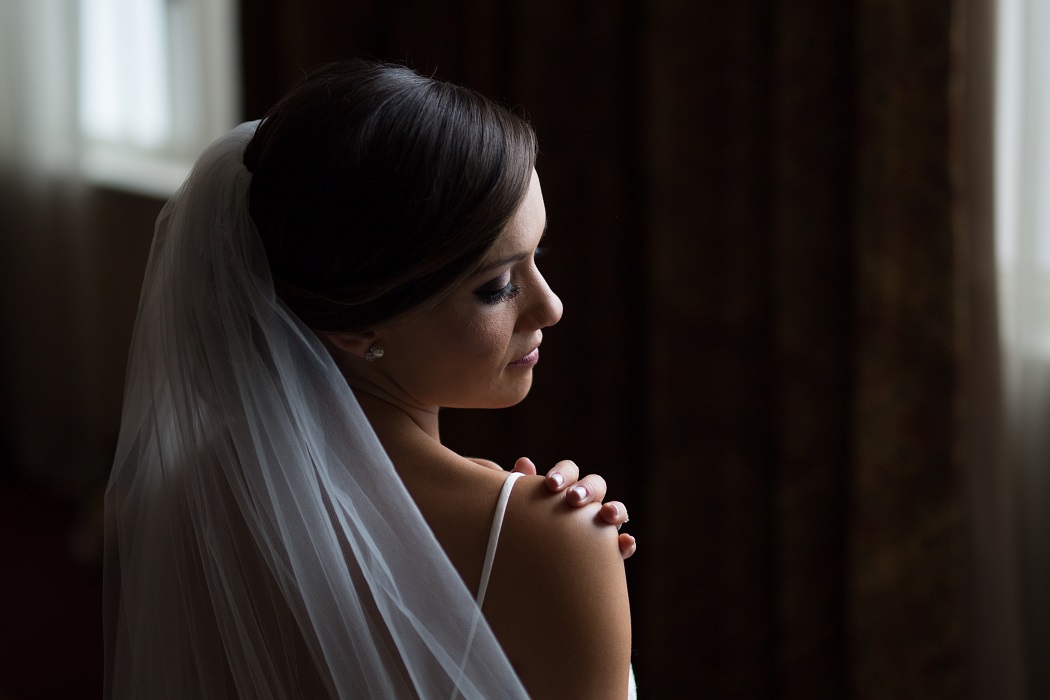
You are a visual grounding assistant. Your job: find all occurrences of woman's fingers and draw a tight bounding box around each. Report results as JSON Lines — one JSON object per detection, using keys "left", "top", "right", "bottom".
{"left": 521, "top": 457, "right": 637, "bottom": 559}
{"left": 511, "top": 456, "right": 538, "bottom": 476}
{"left": 567, "top": 473, "right": 607, "bottom": 506}
{"left": 601, "top": 502, "right": 634, "bottom": 559}
{"left": 544, "top": 459, "right": 579, "bottom": 492}
{"left": 617, "top": 533, "right": 637, "bottom": 560}
{"left": 599, "top": 500, "right": 629, "bottom": 526}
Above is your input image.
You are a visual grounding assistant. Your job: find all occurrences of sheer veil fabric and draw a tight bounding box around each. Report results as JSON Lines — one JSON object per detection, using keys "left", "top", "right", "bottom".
{"left": 104, "top": 122, "right": 529, "bottom": 698}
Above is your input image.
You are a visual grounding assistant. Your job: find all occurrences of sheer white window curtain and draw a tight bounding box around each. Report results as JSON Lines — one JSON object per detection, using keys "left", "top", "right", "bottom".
{"left": 0, "top": 0, "right": 240, "bottom": 196}
{"left": 0, "top": 0, "right": 80, "bottom": 180}
{"left": 78, "top": 0, "right": 241, "bottom": 196}
{"left": 997, "top": 0, "right": 1050, "bottom": 694}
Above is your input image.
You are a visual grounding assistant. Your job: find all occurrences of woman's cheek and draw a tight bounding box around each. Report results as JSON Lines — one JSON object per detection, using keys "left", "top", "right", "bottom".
{"left": 462, "top": 313, "right": 513, "bottom": 362}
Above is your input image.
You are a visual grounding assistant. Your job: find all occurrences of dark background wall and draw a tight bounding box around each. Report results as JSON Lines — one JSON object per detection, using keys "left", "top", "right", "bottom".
{"left": 0, "top": 1, "right": 1007, "bottom": 697}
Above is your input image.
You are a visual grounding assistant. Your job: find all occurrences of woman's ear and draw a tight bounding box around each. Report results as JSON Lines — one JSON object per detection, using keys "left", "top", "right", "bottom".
{"left": 320, "top": 330, "right": 378, "bottom": 360}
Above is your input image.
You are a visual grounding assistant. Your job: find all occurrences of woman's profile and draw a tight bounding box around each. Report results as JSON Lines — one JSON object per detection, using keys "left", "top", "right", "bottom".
{"left": 104, "top": 60, "right": 634, "bottom": 698}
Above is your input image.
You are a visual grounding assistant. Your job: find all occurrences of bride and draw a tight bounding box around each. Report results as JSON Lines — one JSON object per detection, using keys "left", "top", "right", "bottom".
{"left": 105, "top": 60, "right": 634, "bottom": 698}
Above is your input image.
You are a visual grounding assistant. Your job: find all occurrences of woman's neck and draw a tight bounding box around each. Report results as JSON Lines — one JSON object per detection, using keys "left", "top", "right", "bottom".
{"left": 352, "top": 386, "right": 442, "bottom": 444}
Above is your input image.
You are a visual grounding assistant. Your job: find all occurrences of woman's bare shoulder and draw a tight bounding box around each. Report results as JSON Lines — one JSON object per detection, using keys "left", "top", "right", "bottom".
{"left": 484, "top": 475, "right": 632, "bottom": 699}
{"left": 497, "top": 475, "right": 624, "bottom": 602}
{"left": 502, "top": 475, "right": 617, "bottom": 552}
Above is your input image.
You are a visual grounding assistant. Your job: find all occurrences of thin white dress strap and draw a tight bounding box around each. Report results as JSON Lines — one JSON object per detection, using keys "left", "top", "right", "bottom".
{"left": 450, "top": 471, "right": 524, "bottom": 700}
{"left": 476, "top": 470, "right": 523, "bottom": 608}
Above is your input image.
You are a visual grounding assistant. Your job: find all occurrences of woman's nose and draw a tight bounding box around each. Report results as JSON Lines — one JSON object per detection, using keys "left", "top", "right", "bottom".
{"left": 527, "top": 271, "right": 563, "bottom": 330}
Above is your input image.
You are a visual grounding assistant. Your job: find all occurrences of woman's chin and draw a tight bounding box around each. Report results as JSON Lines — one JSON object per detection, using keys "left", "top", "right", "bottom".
{"left": 501, "top": 378, "right": 534, "bottom": 406}
{"left": 450, "top": 380, "right": 533, "bottom": 410}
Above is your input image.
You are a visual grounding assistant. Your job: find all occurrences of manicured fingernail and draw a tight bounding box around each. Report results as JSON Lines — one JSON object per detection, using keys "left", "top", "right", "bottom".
{"left": 549, "top": 473, "right": 564, "bottom": 488}
{"left": 569, "top": 485, "right": 587, "bottom": 502}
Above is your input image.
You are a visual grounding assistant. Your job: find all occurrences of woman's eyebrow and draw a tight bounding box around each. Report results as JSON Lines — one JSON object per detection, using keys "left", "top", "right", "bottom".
{"left": 475, "top": 252, "right": 528, "bottom": 274}
{"left": 474, "top": 222, "right": 548, "bottom": 274}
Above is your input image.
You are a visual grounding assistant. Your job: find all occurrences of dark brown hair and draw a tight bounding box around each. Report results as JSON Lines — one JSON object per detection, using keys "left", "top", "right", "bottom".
{"left": 242, "top": 60, "right": 538, "bottom": 331}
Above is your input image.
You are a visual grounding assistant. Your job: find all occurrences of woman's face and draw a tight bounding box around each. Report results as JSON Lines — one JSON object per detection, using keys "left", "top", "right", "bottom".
{"left": 366, "top": 169, "right": 562, "bottom": 410}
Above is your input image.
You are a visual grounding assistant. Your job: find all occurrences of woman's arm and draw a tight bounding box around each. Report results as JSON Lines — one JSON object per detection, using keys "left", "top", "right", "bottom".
{"left": 482, "top": 475, "right": 632, "bottom": 699}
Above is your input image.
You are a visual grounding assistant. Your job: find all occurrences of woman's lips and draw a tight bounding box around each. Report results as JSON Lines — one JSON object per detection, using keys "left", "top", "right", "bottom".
{"left": 508, "top": 346, "right": 540, "bottom": 368}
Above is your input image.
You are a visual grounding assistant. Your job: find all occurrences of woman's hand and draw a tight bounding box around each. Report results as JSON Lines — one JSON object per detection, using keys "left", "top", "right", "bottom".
{"left": 511, "top": 457, "right": 636, "bottom": 560}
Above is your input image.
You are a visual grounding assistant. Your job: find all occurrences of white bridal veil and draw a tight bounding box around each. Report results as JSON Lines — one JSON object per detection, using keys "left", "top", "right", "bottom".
{"left": 104, "top": 122, "right": 529, "bottom": 698}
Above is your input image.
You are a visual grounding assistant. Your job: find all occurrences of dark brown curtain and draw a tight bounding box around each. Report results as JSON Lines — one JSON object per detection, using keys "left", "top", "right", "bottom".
{"left": 0, "top": 0, "right": 1027, "bottom": 695}
{"left": 238, "top": 0, "right": 1022, "bottom": 697}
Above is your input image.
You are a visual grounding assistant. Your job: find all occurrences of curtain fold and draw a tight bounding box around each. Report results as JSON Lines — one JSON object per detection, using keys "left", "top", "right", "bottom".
{"left": 848, "top": 3, "right": 966, "bottom": 696}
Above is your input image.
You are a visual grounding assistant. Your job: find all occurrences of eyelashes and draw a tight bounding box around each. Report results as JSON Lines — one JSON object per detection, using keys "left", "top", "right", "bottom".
{"left": 473, "top": 246, "right": 548, "bottom": 306}
{"left": 475, "top": 283, "right": 522, "bottom": 305}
